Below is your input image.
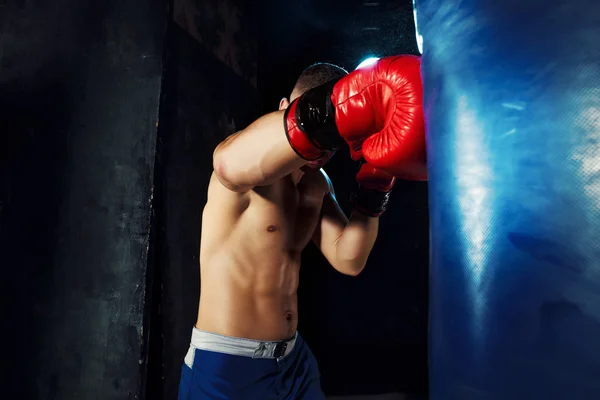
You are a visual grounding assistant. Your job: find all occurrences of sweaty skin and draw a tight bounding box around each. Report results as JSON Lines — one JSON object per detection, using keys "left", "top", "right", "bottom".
{"left": 196, "top": 167, "right": 331, "bottom": 340}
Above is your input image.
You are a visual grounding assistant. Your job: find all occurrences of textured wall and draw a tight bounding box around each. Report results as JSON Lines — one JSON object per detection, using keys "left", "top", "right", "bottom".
{"left": 152, "top": 2, "right": 260, "bottom": 397}
{"left": 173, "top": 0, "right": 257, "bottom": 87}
{"left": 0, "top": 0, "right": 166, "bottom": 398}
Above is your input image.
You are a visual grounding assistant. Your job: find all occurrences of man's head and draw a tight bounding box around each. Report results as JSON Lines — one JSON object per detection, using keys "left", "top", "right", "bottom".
{"left": 279, "top": 62, "right": 348, "bottom": 111}
{"left": 279, "top": 62, "right": 348, "bottom": 170}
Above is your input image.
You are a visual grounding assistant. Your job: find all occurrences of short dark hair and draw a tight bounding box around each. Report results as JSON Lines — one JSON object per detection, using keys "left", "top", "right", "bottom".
{"left": 292, "top": 63, "right": 348, "bottom": 96}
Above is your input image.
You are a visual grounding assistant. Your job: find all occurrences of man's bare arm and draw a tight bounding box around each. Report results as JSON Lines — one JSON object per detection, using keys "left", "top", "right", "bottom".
{"left": 213, "top": 111, "right": 307, "bottom": 192}
{"left": 311, "top": 173, "right": 379, "bottom": 276}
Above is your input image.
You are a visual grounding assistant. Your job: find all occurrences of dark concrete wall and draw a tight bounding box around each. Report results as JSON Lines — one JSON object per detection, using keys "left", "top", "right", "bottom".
{"left": 0, "top": 1, "right": 167, "bottom": 398}
{"left": 152, "top": 1, "right": 260, "bottom": 398}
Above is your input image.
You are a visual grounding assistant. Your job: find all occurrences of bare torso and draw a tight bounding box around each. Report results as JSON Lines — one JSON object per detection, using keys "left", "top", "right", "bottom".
{"left": 196, "top": 167, "right": 329, "bottom": 340}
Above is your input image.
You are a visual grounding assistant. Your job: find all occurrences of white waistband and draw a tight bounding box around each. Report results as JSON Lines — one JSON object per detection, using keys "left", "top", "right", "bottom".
{"left": 189, "top": 328, "right": 297, "bottom": 359}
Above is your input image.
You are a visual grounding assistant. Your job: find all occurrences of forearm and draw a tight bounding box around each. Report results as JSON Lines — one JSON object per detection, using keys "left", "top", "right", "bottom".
{"left": 333, "top": 164, "right": 394, "bottom": 275}
{"left": 213, "top": 111, "right": 306, "bottom": 191}
{"left": 333, "top": 212, "right": 379, "bottom": 276}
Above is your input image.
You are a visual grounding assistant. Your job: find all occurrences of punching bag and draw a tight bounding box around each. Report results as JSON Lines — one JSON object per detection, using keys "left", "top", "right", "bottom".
{"left": 415, "top": 0, "right": 600, "bottom": 398}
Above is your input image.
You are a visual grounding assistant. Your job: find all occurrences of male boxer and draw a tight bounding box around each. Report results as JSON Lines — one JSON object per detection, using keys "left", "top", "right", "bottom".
{"left": 178, "top": 55, "right": 425, "bottom": 400}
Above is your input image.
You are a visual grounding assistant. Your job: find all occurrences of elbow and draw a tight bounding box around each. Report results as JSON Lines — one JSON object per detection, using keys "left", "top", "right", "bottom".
{"left": 346, "top": 263, "right": 366, "bottom": 277}
{"left": 213, "top": 150, "right": 249, "bottom": 192}
{"left": 212, "top": 151, "right": 230, "bottom": 184}
{"left": 339, "top": 245, "right": 371, "bottom": 276}
{"left": 336, "top": 259, "right": 367, "bottom": 277}
{"left": 330, "top": 241, "right": 371, "bottom": 276}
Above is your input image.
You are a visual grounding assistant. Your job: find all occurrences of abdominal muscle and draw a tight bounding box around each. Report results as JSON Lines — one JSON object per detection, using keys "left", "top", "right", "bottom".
{"left": 195, "top": 171, "right": 325, "bottom": 341}
{"left": 196, "top": 248, "right": 301, "bottom": 341}
{"left": 196, "top": 171, "right": 326, "bottom": 341}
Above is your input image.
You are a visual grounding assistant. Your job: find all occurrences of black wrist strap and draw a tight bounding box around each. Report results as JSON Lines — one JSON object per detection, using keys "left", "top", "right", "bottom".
{"left": 352, "top": 186, "right": 392, "bottom": 217}
{"left": 294, "top": 78, "right": 346, "bottom": 151}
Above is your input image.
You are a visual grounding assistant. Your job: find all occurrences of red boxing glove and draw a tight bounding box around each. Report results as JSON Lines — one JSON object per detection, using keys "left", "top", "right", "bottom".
{"left": 353, "top": 163, "right": 396, "bottom": 217}
{"left": 284, "top": 55, "right": 427, "bottom": 180}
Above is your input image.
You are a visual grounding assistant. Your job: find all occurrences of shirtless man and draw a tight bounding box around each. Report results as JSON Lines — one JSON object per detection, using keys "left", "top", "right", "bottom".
{"left": 178, "top": 55, "right": 426, "bottom": 400}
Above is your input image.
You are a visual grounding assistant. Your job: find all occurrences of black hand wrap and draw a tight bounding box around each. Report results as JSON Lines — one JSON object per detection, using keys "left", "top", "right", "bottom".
{"left": 290, "top": 78, "right": 346, "bottom": 152}
{"left": 352, "top": 186, "right": 393, "bottom": 217}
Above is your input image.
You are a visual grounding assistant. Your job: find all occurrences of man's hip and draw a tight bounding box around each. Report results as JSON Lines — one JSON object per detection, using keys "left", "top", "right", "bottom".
{"left": 178, "top": 328, "right": 325, "bottom": 400}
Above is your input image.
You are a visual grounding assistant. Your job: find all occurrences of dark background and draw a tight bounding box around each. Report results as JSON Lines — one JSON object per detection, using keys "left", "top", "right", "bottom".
{"left": 0, "top": 0, "right": 166, "bottom": 399}
{"left": 0, "top": 0, "right": 428, "bottom": 398}
{"left": 258, "top": 3, "right": 428, "bottom": 398}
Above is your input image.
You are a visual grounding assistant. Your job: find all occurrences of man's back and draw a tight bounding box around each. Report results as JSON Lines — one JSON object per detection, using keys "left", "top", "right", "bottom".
{"left": 196, "top": 168, "right": 329, "bottom": 341}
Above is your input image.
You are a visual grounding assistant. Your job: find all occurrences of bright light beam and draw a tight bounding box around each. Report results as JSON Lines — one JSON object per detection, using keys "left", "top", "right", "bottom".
{"left": 355, "top": 57, "right": 380, "bottom": 70}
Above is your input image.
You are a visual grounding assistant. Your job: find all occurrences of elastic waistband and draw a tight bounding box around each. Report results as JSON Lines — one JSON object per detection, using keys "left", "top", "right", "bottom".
{"left": 190, "top": 328, "right": 298, "bottom": 359}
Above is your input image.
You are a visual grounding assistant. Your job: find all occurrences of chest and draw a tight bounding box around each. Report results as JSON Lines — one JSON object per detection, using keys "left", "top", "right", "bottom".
{"left": 268, "top": 171, "right": 327, "bottom": 211}
{"left": 249, "top": 171, "right": 328, "bottom": 244}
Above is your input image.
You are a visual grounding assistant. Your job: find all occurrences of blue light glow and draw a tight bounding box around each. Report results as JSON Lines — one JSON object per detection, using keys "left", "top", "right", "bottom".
{"left": 355, "top": 57, "right": 380, "bottom": 70}
{"left": 413, "top": 1, "right": 423, "bottom": 54}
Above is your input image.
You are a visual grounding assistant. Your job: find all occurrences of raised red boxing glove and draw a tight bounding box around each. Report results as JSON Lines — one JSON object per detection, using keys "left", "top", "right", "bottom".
{"left": 284, "top": 55, "right": 427, "bottom": 180}
{"left": 353, "top": 163, "right": 396, "bottom": 217}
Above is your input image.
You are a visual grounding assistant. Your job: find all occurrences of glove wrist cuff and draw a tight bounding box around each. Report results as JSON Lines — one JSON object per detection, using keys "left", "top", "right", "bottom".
{"left": 284, "top": 78, "right": 345, "bottom": 158}
{"left": 352, "top": 186, "right": 392, "bottom": 217}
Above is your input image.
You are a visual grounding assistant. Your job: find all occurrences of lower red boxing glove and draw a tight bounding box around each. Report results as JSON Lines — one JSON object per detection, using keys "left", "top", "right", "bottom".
{"left": 353, "top": 163, "right": 396, "bottom": 217}
{"left": 284, "top": 55, "right": 426, "bottom": 180}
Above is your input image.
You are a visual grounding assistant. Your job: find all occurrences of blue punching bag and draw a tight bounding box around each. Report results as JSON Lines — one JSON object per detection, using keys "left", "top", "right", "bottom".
{"left": 415, "top": 0, "right": 600, "bottom": 398}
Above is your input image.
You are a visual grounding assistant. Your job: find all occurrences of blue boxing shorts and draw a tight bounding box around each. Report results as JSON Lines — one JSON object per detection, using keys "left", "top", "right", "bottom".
{"left": 178, "top": 328, "right": 326, "bottom": 400}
